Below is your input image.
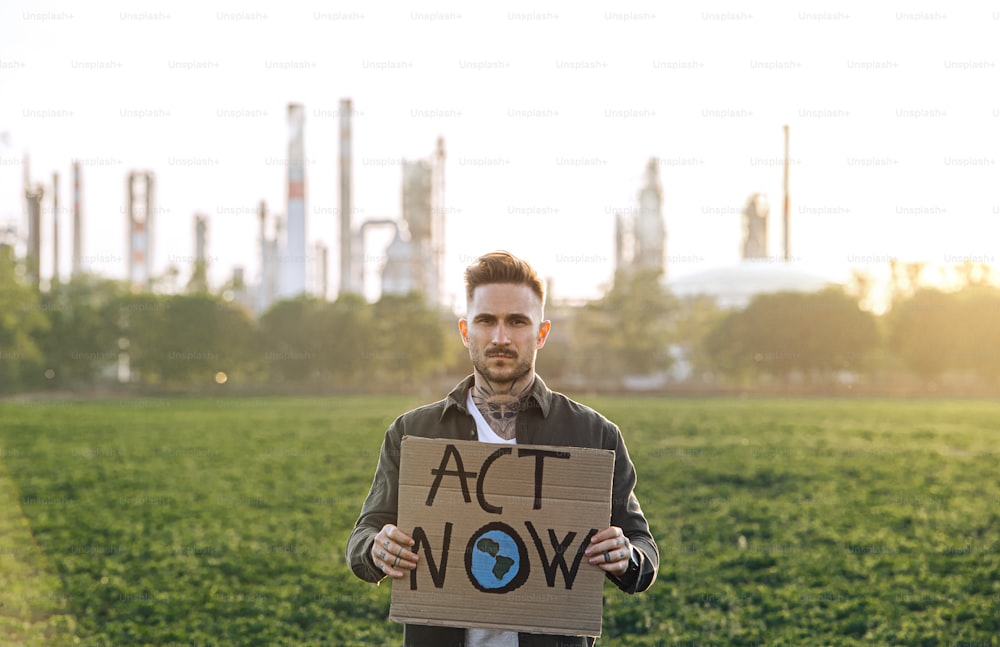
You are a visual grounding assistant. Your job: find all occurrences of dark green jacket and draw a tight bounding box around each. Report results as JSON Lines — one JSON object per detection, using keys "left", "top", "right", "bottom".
{"left": 347, "top": 375, "right": 659, "bottom": 646}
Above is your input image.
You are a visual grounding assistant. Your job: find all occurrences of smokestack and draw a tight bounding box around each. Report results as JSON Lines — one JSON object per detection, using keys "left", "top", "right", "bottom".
{"left": 22, "top": 153, "right": 38, "bottom": 288}
{"left": 257, "top": 200, "right": 268, "bottom": 314}
{"left": 283, "top": 103, "right": 307, "bottom": 298}
{"left": 431, "top": 136, "right": 446, "bottom": 306}
{"left": 258, "top": 199, "right": 267, "bottom": 289}
{"left": 320, "top": 244, "right": 328, "bottom": 299}
{"left": 312, "top": 241, "right": 328, "bottom": 299}
{"left": 72, "top": 160, "right": 82, "bottom": 277}
{"left": 52, "top": 172, "right": 59, "bottom": 284}
{"left": 339, "top": 97, "right": 353, "bottom": 295}
{"left": 127, "top": 171, "right": 154, "bottom": 290}
{"left": 189, "top": 213, "right": 208, "bottom": 293}
{"left": 25, "top": 184, "right": 44, "bottom": 290}
{"left": 782, "top": 124, "right": 790, "bottom": 263}
{"left": 195, "top": 214, "right": 207, "bottom": 264}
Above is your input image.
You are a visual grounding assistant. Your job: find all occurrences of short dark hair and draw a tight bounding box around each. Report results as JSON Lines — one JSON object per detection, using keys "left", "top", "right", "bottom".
{"left": 464, "top": 251, "right": 545, "bottom": 306}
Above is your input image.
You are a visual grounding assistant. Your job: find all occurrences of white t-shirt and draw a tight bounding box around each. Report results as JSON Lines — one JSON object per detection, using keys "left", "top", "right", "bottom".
{"left": 466, "top": 391, "right": 519, "bottom": 647}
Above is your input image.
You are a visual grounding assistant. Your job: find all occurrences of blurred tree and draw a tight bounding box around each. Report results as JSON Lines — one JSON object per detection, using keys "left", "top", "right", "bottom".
{"left": 533, "top": 306, "right": 575, "bottom": 385}
{"left": 115, "top": 291, "right": 163, "bottom": 385}
{"left": 887, "top": 289, "right": 958, "bottom": 380}
{"left": 153, "top": 263, "right": 182, "bottom": 294}
{"left": 317, "top": 292, "right": 375, "bottom": 386}
{"left": 34, "top": 274, "right": 127, "bottom": 388}
{"left": 258, "top": 297, "right": 328, "bottom": 383}
{"left": 573, "top": 268, "right": 677, "bottom": 388}
{"left": 949, "top": 261, "right": 999, "bottom": 289}
{"left": 122, "top": 293, "right": 254, "bottom": 387}
{"left": 671, "top": 295, "right": 727, "bottom": 382}
{"left": 186, "top": 260, "right": 208, "bottom": 294}
{"left": 0, "top": 247, "right": 49, "bottom": 391}
{"left": 205, "top": 297, "right": 257, "bottom": 383}
{"left": 702, "top": 303, "right": 757, "bottom": 384}
{"left": 846, "top": 268, "right": 878, "bottom": 313}
{"left": 887, "top": 260, "right": 928, "bottom": 310}
{"left": 705, "top": 289, "right": 879, "bottom": 383}
{"left": 951, "top": 287, "right": 1000, "bottom": 383}
{"left": 369, "top": 292, "right": 447, "bottom": 385}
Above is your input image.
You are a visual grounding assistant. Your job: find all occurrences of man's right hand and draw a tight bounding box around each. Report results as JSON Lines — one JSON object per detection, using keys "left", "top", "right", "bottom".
{"left": 370, "top": 524, "right": 419, "bottom": 579}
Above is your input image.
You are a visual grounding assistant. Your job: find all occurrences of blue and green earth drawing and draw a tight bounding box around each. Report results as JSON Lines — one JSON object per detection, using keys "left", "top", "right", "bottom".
{"left": 468, "top": 527, "right": 523, "bottom": 591}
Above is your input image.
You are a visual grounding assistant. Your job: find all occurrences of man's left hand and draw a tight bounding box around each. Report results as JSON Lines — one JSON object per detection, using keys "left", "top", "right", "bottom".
{"left": 585, "top": 526, "right": 632, "bottom": 576}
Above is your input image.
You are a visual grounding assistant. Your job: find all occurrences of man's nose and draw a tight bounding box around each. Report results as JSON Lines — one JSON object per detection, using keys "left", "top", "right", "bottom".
{"left": 492, "top": 323, "right": 510, "bottom": 345}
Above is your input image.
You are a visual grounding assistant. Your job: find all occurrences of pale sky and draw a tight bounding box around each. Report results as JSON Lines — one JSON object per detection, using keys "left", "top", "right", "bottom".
{"left": 1, "top": 1, "right": 997, "bottom": 309}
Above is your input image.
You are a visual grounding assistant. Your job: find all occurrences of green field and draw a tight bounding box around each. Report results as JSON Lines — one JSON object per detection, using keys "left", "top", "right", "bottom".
{"left": 1, "top": 395, "right": 998, "bottom": 646}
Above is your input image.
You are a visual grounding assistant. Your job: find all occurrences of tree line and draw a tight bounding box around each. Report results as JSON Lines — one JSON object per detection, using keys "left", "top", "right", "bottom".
{"left": 0, "top": 274, "right": 453, "bottom": 393}
{"left": 2, "top": 249, "right": 999, "bottom": 394}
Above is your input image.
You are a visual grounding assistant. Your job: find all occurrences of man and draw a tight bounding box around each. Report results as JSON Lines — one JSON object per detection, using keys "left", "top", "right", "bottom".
{"left": 347, "top": 251, "right": 659, "bottom": 646}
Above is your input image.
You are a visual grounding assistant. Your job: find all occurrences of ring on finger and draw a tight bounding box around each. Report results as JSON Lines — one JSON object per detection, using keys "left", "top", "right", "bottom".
{"left": 603, "top": 551, "right": 612, "bottom": 563}
{"left": 392, "top": 555, "right": 400, "bottom": 568}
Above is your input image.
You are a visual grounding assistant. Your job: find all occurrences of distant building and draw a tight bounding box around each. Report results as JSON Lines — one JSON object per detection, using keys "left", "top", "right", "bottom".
{"left": 186, "top": 214, "right": 208, "bottom": 294}
{"left": 379, "top": 138, "right": 446, "bottom": 305}
{"left": 381, "top": 223, "right": 419, "bottom": 296}
{"left": 741, "top": 193, "right": 769, "bottom": 261}
{"left": 230, "top": 266, "right": 253, "bottom": 312}
{"left": 615, "top": 158, "right": 666, "bottom": 277}
{"left": 635, "top": 158, "right": 665, "bottom": 273}
{"left": 245, "top": 100, "right": 447, "bottom": 312}
{"left": 667, "top": 263, "right": 837, "bottom": 309}
{"left": 254, "top": 201, "right": 282, "bottom": 315}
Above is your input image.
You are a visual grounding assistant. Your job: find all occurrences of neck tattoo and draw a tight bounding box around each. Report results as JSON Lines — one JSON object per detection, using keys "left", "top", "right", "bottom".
{"left": 471, "top": 371, "right": 533, "bottom": 441}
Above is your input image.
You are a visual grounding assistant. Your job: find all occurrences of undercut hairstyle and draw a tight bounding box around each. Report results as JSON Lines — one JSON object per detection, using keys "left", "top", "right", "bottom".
{"left": 464, "top": 251, "right": 546, "bottom": 307}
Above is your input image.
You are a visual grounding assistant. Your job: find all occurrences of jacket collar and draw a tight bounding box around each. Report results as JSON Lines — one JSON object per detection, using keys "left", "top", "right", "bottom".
{"left": 441, "top": 374, "right": 553, "bottom": 421}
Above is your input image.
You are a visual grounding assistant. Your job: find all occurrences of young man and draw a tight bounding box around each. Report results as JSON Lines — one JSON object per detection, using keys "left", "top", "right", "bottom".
{"left": 347, "top": 251, "right": 659, "bottom": 646}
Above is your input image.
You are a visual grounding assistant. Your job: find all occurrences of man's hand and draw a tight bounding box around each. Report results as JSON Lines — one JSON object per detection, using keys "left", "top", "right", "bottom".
{"left": 585, "top": 526, "right": 632, "bottom": 576}
{"left": 370, "top": 524, "right": 419, "bottom": 579}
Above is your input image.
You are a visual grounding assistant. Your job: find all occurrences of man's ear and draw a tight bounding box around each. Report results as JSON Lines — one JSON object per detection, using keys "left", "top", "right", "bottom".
{"left": 536, "top": 320, "right": 551, "bottom": 349}
{"left": 458, "top": 319, "right": 469, "bottom": 347}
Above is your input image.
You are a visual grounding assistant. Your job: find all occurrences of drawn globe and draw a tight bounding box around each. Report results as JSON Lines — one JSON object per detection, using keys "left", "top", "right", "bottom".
{"left": 465, "top": 522, "right": 530, "bottom": 593}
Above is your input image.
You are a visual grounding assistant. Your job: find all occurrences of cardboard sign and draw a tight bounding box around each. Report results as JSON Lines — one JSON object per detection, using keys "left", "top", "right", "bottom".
{"left": 390, "top": 436, "right": 614, "bottom": 637}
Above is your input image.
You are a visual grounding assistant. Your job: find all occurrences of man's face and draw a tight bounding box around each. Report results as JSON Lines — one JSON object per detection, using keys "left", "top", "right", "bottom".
{"left": 459, "top": 283, "right": 551, "bottom": 386}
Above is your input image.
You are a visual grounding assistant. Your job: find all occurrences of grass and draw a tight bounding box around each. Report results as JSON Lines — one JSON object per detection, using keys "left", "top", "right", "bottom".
{"left": 0, "top": 395, "right": 998, "bottom": 645}
{"left": 0, "top": 455, "right": 79, "bottom": 646}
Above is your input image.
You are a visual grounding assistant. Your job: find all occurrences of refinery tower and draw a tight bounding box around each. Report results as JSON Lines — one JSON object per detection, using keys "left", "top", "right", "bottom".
{"left": 282, "top": 103, "right": 307, "bottom": 298}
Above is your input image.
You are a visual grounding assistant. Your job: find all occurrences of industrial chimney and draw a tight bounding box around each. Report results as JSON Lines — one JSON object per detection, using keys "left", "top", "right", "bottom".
{"left": 52, "top": 172, "right": 60, "bottom": 284}
{"left": 339, "top": 97, "right": 353, "bottom": 295}
{"left": 127, "top": 171, "right": 154, "bottom": 290}
{"left": 25, "top": 184, "right": 44, "bottom": 290}
{"left": 72, "top": 160, "right": 83, "bottom": 277}
{"left": 283, "top": 103, "right": 307, "bottom": 298}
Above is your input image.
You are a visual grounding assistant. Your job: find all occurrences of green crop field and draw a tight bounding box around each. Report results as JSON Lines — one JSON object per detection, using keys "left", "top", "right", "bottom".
{"left": 1, "top": 395, "right": 998, "bottom": 646}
